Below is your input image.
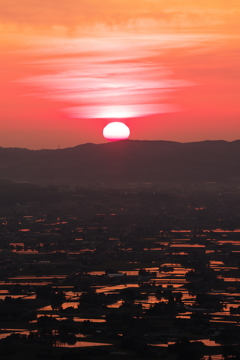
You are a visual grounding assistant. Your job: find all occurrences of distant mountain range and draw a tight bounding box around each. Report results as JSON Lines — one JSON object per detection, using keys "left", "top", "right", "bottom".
{"left": 0, "top": 140, "right": 240, "bottom": 185}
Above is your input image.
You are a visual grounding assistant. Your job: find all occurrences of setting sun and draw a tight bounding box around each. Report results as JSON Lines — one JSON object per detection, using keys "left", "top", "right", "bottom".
{"left": 103, "top": 122, "right": 130, "bottom": 141}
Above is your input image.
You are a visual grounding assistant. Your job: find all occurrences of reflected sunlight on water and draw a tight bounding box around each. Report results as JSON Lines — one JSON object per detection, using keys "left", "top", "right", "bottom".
{"left": 54, "top": 340, "right": 112, "bottom": 348}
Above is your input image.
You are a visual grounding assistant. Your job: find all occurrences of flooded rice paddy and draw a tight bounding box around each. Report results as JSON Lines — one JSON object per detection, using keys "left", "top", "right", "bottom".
{"left": 1, "top": 228, "right": 240, "bottom": 358}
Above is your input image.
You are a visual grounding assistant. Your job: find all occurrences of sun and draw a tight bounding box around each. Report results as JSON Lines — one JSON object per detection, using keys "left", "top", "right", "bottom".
{"left": 103, "top": 122, "right": 130, "bottom": 141}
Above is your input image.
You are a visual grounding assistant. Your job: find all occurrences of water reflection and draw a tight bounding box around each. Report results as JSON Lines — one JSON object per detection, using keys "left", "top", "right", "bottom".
{"left": 54, "top": 340, "right": 112, "bottom": 347}
{"left": 3, "top": 227, "right": 240, "bottom": 354}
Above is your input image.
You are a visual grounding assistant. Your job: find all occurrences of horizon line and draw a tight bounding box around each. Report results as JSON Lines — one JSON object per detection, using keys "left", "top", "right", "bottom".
{"left": 0, "top": 138, "right": 240, "bottom": 151}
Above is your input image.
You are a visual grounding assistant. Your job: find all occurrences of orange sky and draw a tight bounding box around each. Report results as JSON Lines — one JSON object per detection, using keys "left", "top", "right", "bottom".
{"left": 0, "top": 0, "right": 239, "bottom": 149}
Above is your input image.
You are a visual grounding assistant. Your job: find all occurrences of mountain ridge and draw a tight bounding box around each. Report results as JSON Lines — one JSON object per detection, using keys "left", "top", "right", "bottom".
{"left": 0, "top": 140, "right": 240, "bottom": 185}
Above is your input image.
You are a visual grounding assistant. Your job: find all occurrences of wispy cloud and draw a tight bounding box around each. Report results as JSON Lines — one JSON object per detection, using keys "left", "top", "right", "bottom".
{"left": 19, "top": 32, "right": 209, "bottom": 118}
{"left": 1, "top": 0, "right": 239, "bottom": 32}
{"left": 65, "top": 104, "right": 181, "bottom": 119}
{"left": 3, "top": 1, "right": 239, "bottom": 120}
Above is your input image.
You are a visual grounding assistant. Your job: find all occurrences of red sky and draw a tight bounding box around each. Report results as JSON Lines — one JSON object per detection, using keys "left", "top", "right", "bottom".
{"left": 0, "top": 0, "right": 239, "bottom": 149}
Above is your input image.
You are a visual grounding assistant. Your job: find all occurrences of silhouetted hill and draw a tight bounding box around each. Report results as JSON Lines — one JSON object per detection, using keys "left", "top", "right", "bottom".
{"left": 0, "top": 140, "right": 240, "bottom": 185}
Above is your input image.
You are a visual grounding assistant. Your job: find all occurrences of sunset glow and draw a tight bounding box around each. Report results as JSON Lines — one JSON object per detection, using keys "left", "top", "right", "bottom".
{"left": 0, "top": 0, "right": 240, "bottom": 148}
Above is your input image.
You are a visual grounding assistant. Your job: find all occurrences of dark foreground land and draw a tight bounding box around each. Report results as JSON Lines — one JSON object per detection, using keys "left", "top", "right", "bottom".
{"left": 0, "top": 182, "right": 240, "bottom": 359}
